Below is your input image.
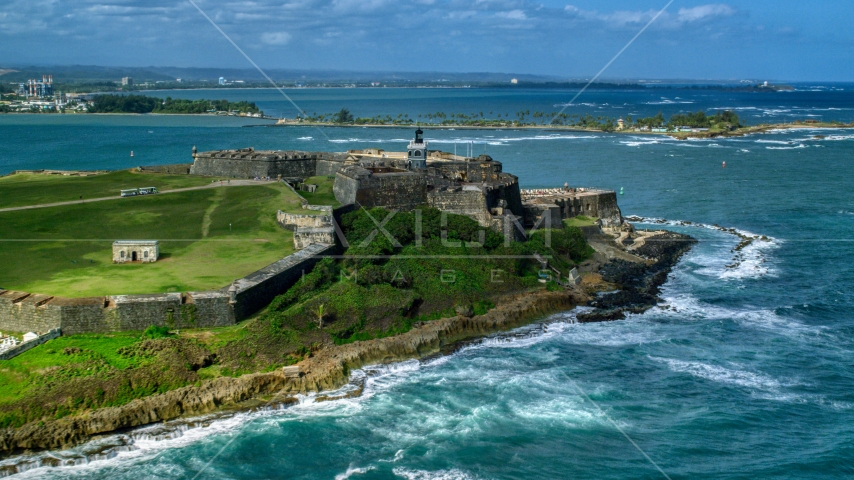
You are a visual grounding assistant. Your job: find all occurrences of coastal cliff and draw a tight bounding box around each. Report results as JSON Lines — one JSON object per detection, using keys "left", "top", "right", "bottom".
{"left": 0, "top": 230, "right": 695, "bottom": 460}
{"left": 0, "top": 288, "right": 585, "bottom": 455}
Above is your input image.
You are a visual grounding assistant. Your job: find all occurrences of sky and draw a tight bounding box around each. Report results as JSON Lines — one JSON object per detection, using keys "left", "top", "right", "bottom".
{"left": 1, "top": 0, "right": 853, "bottom": 81}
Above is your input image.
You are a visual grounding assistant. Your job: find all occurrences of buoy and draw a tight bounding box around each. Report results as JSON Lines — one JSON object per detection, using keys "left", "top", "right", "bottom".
{"left": 619, "top": 187, "right": 624, "bottom": 195}
{"left": 130, "top": 151, "right": 134, "bottom": 157}
{"left": 722, "top": 161, "right": 726, "bottom": 168}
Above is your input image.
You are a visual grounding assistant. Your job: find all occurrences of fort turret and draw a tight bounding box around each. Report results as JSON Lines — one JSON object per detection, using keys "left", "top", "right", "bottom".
{"left": 407, "top": 128, "right": 427, "bottom": 170}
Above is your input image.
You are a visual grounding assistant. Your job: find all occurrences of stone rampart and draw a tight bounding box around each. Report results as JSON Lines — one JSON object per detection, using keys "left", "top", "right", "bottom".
{"left": 276, "top": 212, "right": 332, "bottom": 231}
{"left": 190, "top": 149, "right": 320, "bottom": 179}
{"left": 316, "top": 161, "right": 344, "bottom": 177}
{"left": 0, "top": 292, "right": 62, "bottom": 334}
{"left": 231, "top": 243, "right": 334, "bottom": 320}
{"left": 137, "top": 164, "right": 192, "bottom": 175}
{"left": 185, "top": 291, "right": 235, "bottom": 328}
{"left": 428, "top": 187, "right": 492, "bottom": 227}
{"left": 334, "top": 166, "right": 428, "bottom": 210}
{"left": 521, "top": 189, "right": 623, "bottom": 228}
{"left": 303, "top": 205, "right": 333, "bottom": 213}
{"left": 111, "top": 293, "right": 183, "bottom": 331}
{"left": 190, "top": 149, "right": 351, "bottom": 180}
{"left": 0, "top": 243, "right": 335, "bottom": 335}
{"left": 294, "top": 227, "right": 335, "bottom": 249}
{"left": 50, "top": 297, "right": 108, "bottom": 336}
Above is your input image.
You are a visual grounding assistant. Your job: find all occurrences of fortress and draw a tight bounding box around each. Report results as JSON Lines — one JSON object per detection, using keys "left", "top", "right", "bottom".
{"left": 0, "top": 130, "right": 623, "bottom": 339}
{"left": 190, "top": 129, "right": 623, "bottom": 230}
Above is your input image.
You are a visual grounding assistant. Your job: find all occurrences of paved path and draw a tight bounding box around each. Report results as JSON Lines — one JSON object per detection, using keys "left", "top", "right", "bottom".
{"left": 0, "top": 180, "right": 277, "bottom": 213}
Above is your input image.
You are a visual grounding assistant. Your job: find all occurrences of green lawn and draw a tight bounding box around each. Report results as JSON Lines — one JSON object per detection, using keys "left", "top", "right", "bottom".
{"left": 564, "top": 216, "right": 598, "bottom": 228}
{"left": 0, "top": 170, "right": 216, "bottom": 209}
{"left": 299, "top": 176, "right": 339, "bottom": 207}
{"left": 0, "top": 182, "right": 302, "bottom": 297}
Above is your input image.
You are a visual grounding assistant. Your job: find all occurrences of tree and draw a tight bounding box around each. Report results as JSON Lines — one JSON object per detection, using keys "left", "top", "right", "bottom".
{"left": 316, "top": 304, "right": 325, "bottom": 328}
{"left": 333, "top": 108, "right": 354, "bottom": 123}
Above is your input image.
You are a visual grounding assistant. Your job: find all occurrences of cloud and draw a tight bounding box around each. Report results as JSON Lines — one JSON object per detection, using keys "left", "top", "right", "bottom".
{"left": 331, "top": 0, "right": 392, "bottom": 14}
{"left": 261, "top": 31, "right": 292, "bottom": 45}
{"left": 495, "top": 9, "right": 526, "bottom": 20}
{"left": 676, "top": 4, "right": 735, "bottom": 23}
{"left": 560, "top": 3, "right": 737, "bottom": 30}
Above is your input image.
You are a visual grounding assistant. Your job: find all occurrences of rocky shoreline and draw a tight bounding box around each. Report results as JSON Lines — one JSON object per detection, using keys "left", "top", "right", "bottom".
{"left": 0, "top": 231, "right": 695, "bottom": 467}
{"left": 579, "top": 231, "right": 697, "bottom": 322}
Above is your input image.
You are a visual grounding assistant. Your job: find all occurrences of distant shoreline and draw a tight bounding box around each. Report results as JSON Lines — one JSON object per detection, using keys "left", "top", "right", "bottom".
{"left": 2, "top": 111, "right": 852, "bottom": 138}
{"left": 266, "top": 121, "right": 854, "bottom": 138}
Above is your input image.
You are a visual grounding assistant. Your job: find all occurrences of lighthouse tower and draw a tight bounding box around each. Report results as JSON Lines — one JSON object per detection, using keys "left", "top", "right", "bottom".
{"left": 407, "top": 128, "right": 428, "bottom": 170}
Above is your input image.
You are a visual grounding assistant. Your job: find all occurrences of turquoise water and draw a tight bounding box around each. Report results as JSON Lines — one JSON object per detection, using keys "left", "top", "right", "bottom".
{"left": 2, "top": 88, "right": 854, "bottom": 478}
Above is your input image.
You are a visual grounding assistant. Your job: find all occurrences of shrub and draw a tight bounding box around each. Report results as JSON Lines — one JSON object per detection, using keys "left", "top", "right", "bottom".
{"left": 142, "top": 325, "right": 171, "bottom": 339}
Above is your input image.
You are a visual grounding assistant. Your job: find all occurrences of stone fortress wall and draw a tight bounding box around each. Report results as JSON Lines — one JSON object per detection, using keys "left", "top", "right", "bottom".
{"left": 189, "top": 148, "right": 349, "bottom": 180}
{"left": 0, "top": 244, "right": 334, "bottom": 336}
{"left": 186, "top": 141, "right": 616, "bottom": 232}
{"left": 521, "top": 188, "right": 623, "bottom": 228}
{"left": 137, "top": 164, "right": 193, "bottom": 175}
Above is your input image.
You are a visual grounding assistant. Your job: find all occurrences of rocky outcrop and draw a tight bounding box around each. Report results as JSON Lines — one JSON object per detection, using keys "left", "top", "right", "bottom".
{"left": 0, "top": 288, "right": 586, "bottom": 455}
{"left": 578, "top": 231, "right": 696, "bottom": 322}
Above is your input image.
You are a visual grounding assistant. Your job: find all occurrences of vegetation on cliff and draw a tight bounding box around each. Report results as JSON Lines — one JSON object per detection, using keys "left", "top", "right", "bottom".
{"left": 0, "top": 209, "right": 593, "bottom": 430}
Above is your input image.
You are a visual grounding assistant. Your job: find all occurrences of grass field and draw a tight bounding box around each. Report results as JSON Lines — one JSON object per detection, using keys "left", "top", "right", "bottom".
{"left": 0, "top": 182, "right": 303, "bottom": 297}
{"left": 0, "top": 170, "right": 216, "bottom": 209}
{"left": 564, "top": 215, "right": 598, "bottom": 227}
{"left": 298, "top": 176, "right": 339, "bottom": 206}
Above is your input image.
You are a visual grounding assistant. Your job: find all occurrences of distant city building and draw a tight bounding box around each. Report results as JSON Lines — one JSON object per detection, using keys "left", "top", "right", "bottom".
{"left": 122, "top": 77, "right": 133, "bottom": 86}
{"left": 617, "top": 117, "right": 625, "bottom": 130}
{"left": 17, "top": 75, "right": 54, "bottom": 98}
{"left": 176, "top": 78, "right": 182, "bottom": 83}
{"left": 219, "top": 77, "right": 227, "bottom": 85}
{"left": 510, "top": 78, "right": 519, "bottom": 84}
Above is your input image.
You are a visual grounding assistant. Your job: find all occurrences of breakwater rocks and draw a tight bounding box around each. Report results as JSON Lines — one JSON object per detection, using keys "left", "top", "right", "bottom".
{"left": 578, "top": 231, "right": 697, "bottom": 322}
{"left": 624, "top": 215, "right": 775, "bottom": 272}
{"left": 0, "top": 288, "right": 587, "bottom": 457}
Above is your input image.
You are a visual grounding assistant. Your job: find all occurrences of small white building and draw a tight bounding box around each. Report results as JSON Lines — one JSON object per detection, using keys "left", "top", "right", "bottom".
{"left": 113, "top": 240, "right": 159, "bottom": 263}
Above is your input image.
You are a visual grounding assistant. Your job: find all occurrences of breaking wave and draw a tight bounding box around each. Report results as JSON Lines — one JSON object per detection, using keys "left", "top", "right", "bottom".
{"left": 624, "top": 215, "right": 779, "bottom": 279}
{"left": 765, "top": 144, "right": 807, "bottom": 150}
{"left": 651, "top": 356, "right": 793, "bottom": 390}
{"left": 393, "top": 467, "right": 483, "bottom": 480}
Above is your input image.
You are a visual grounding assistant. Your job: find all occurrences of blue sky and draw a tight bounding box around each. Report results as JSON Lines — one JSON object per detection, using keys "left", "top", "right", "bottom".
{"left": 1, "top": 0, "right": 852, "bottom": 81}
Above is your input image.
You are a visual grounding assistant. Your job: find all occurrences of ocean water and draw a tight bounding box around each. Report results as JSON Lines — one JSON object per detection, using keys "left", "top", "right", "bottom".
{"left": 1, "top": 88, "right": 854, "bottom": 478}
